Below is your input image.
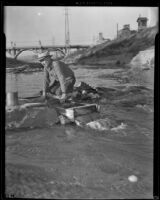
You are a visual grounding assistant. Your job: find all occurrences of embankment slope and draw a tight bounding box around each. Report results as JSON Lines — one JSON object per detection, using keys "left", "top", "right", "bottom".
{"left": 65, "top": 26, "right": 158, "bottom": 66}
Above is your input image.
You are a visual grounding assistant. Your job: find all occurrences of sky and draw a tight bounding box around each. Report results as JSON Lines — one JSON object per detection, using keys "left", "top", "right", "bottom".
{"left": 4, "top": 6, "right": 158, "bottom": 47}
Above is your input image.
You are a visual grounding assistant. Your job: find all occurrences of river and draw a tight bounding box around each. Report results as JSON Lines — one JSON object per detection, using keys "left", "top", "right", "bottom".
{"left": 5, "top": 64, "right": 154, "bottom": 199}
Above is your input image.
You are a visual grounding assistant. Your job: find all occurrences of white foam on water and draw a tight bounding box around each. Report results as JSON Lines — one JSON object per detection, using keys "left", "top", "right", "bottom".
{"left": 86, "top": 118, "right": 112, "bottom": 131}
{"left": 111, "top": 123, "right": 127, "bottom": 132}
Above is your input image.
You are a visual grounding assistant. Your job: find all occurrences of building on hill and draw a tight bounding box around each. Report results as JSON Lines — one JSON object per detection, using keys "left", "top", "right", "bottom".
{"left": 117, "top": 24, "right": 131, "bottom": 39}
{"left": 96, "top": 32, "right": 110, "bottom": 44}
{"left": 117, "top": 16, "right": 148, "bottom": 39}
{"left": 137, "top": 16, "right": 148, "bottom": 32}
{"left": 130, "top": 30, "right": 137, "bottom": 35}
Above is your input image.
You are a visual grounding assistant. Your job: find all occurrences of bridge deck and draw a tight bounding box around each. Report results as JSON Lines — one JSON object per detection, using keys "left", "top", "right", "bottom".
{"left": 6, "top": 45, "right": 90, "bottom": 51}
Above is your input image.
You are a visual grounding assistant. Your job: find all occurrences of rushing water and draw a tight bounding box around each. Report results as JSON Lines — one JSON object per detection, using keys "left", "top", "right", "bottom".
{"left": 5, "top": 65, "right": 154, "bottom": 199}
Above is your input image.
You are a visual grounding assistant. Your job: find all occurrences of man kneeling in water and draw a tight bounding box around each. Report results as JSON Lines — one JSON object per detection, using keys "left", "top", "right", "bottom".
{"left": 38, "top": 51, "right": 76, "bottom": 103}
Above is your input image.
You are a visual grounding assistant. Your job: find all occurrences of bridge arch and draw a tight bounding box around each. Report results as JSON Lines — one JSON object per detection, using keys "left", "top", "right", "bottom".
{"left": 46, "top": 47, "right": 66, "bottom": 56}
{"left": 14, "top": 48, "right": 66, "bottom": 60}
{"left": 14, "top": 49, "right": 36, "bottom": 59}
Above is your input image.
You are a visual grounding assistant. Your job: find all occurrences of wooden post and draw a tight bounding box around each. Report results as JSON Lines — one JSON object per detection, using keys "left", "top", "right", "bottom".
{"left": 6, "top": 73, "right": 19, "bottom": 107}
{"left": 6, "top": 92, "right": 19, "bottom": 107}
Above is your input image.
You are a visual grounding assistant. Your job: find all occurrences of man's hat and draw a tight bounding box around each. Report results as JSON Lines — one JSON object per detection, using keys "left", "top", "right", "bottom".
{"left": 37, "top": 51, "right": 51, "bottom": 61}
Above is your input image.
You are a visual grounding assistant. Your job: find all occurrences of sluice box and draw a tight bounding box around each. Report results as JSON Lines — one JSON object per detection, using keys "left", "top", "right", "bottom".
{"left": 56, "top": 103, "right": 100, "bottom": 121}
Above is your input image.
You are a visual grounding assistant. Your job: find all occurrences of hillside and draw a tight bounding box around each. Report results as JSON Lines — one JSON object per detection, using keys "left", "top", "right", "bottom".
{"left": 65, "top": 26, "right": 158, "bottom": 66}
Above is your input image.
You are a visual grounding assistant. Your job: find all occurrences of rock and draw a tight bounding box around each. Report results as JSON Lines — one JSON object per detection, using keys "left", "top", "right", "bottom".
{"left": 6, "top": 106, "right": 59, "bottom": 129}
{"left": 128, "top": 175, "right": 138, "bottom": 182}
{"left": 82, "top": 90, "right": 87, "bottom": 95}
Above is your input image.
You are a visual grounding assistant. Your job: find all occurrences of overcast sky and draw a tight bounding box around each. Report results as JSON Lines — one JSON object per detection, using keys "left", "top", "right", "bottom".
{"left": 4, "top": 6, "right": 158, "bottom": 47}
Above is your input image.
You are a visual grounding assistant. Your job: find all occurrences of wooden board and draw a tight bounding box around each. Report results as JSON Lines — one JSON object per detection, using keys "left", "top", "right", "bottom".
{"left": 20, "top": 102, "right": 47, "bottom": 108}
{"left": 56, "top": 103, "right": 100, "bottom": 121}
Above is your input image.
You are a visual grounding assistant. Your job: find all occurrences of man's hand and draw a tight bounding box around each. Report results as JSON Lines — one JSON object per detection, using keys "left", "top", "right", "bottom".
{"left": 59, "top": 93, "right": 67, "bottom": 103}
{"left": 39, "top": 95, "right": 47, "bottom": 102}
{"left": 42, "top": 91, "right": 47, "bottom": 98}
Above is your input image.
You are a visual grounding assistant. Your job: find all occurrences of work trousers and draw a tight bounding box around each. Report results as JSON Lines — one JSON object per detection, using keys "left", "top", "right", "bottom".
{"left": 48, "top": 77, "right": 76, "bottom": 96}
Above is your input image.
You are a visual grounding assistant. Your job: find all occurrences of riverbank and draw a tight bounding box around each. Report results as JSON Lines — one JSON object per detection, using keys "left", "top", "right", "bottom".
{"left": 64, "top": 26, "right": 157, "bottom": 66}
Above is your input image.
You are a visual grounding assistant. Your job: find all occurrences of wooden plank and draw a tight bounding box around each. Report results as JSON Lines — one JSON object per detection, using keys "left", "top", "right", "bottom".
{"left": 56, "top": 103, "right": 99, "bottom": 120}
{"left": 19, "top": 95, "right": 41, "bottom": 100}
{"left": 73, "top": 104, "right": 98, "bottom": 116}
{"left": 20, "top": 102, "right": 47, "bottom": 109}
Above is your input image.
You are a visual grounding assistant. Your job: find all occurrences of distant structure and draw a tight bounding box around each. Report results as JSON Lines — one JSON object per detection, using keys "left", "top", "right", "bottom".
{"left": 65, "top": 7, "right": 70, "bottom": 54}
{"left": 96, "top": 32, "right": 110, "bottom": 44}
{"left": 117, "top": 15, "right": 147, "bottom": 39}
{"left": 137, "top": 16, "right": 148, "bottom": 31}
{"left": 117, "top": 24, "right": 131, "bottom": 39}
{"left": 52, "top": 36, "right": 55, "bottom": 45}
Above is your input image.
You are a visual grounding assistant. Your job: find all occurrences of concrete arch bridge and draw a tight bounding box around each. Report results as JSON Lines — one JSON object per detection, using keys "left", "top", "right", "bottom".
{"left": 6, "top": 45, "right": 90, "bottom": 59}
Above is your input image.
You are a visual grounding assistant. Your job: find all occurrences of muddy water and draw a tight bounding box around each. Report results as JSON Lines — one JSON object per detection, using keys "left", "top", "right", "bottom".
{"left": 5, "top": 64, "right": 153, "bottom": 199}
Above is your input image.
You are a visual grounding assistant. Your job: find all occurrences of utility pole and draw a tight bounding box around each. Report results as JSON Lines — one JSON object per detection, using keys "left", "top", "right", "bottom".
{"left": 38, "top": 40, "right": 42, "bottom": 47}
{"left": 52, "top": 36, "right": 55, "bottom": 46}
{"left": 117, "top": 23, "right": 119, "bottom": 39}
{"left": 65, "top": 7, "right": 70, "bottom": 54}
{"left": 38, "top": 40, "right": 43, "bottom": 53}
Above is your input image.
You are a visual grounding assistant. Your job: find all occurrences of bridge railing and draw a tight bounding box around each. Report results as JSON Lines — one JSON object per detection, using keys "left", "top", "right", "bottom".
{"left": 6, "top": 45, "right": 90, "bottom": 59}
{"left": 6, "top": 45, "right": 90, "bottom": 51}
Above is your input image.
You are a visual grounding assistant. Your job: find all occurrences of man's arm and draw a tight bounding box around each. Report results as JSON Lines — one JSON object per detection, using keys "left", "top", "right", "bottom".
{"left": 54, "top": 61, "right": 66, "bottom": 94}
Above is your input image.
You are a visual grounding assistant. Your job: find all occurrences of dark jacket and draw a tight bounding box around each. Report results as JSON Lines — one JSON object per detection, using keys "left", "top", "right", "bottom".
{"left": 43, "top": 61, "right": 75, "bottom": 94}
